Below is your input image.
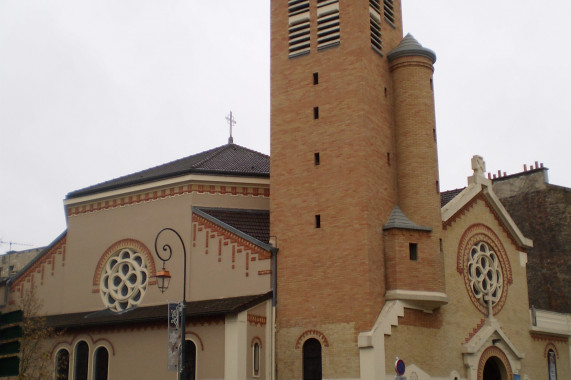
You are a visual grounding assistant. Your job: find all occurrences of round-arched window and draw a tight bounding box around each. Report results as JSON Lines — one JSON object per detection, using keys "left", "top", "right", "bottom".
{"left": 100, "top": 248, "right": 149, "bottom": 312}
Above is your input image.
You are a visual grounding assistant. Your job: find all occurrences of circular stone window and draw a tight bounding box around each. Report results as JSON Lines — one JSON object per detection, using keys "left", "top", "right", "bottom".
{"left": 467, "top": 242, "right": 503, "bottom": 308}
{"left": 100, "top": 248, "right": 149, "bottom": 312}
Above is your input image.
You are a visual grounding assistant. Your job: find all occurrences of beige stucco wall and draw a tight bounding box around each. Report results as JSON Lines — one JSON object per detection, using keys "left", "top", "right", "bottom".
{"left": 7, "top": 177, "right": 270, "bottom": 316}
{"left": 3, "top": 175, "right": 273, "bottom": 380}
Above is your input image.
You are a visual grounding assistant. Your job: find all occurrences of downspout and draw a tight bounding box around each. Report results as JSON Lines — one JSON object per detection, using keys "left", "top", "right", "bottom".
{"left": 270, "top": 246, "right": 278, "bottom": 380}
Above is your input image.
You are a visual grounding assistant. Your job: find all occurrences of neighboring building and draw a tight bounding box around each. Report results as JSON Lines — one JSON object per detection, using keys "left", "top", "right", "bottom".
{"left": 492, "top": 165, "right": 571, "bottom": 314}
{"left": 0, "top": 247, "right": 43, "bottom": 279}
{"left": 1, "top": 2, "right": 570, "bottom": 380}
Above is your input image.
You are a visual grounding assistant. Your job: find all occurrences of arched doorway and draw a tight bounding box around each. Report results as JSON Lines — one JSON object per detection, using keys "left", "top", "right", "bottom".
{"left": 482, "top": 356, "right": 508, "bottom": 380}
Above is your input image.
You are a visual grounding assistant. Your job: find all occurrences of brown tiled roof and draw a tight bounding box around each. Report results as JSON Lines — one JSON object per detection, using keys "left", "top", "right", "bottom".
{"left": 440, "top": 188, "right": 465, "bottom": 207}
{"left": 45, "top": 292, "right": 272, "bottom": 330}
{"left": 197, "top": 208, "right": 270, "bottom": 244}
{"left": 67, "top": 144, "right": 269, "bottom": 198}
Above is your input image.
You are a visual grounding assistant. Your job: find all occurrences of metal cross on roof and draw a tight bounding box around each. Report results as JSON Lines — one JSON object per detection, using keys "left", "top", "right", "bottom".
{"left": 226, "top": 111, "right": 236, "bottom": 144}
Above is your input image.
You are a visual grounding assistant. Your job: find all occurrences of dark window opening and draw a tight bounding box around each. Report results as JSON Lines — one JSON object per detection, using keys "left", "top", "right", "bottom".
{"left": 313, "top": 72, "right": 319, "bottom": 85}
{"left": 303, "top": 338, "right": 322, "bottom": 380}
{"left": 74, "top": 341, "right": 89, "bottom": 380}
{"left": 185, "top": 340, "right": 197, "bottom": 380}
{"left": 55, "top": 349, "right": 70, "bottom": 380}
{"left": 314, "top": 152, "right": 320, "bottom": 166}
{"left": 315, "top": 215, "right": 321, "bottom": 229}
{"left": 94, "top": 347, "right": 109, "bottom": 380}
{"left": 313, "top": 107, "right": 319, "bottom": 119}
{"left": 409, "top": 243, "right": 418, "bottom": 261}
{"left": 387, "top": 152, "right": 391, "bottom": 166}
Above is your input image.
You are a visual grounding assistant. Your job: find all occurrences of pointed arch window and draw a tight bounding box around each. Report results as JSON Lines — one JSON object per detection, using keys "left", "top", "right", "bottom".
{"left": 55, "top": 348, "right": 70, "bottom": 380}
{"left": 94, "top": 347, "right": 109, "bottom": 380}
{"left": 303, "top": 338, "right": 322, "bottom": 380}
{"left": 74, "top": 341, "right": 89, "bottom": 380}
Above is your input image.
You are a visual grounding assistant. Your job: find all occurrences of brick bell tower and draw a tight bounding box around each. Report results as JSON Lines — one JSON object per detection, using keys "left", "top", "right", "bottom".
{"left": 270, "top": 0, "right": 446, "bottom": 378}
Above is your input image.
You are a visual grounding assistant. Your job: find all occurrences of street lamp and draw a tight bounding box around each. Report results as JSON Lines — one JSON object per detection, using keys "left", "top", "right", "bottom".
{"left": 154, "top": 227, "right": 188, "bottom": 380}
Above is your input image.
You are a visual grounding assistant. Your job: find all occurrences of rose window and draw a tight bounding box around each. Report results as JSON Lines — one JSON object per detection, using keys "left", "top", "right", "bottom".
{"left": 100, "top": 248, "right": 149, "bottom": 312}
{"left": 467, "top": 242, "right": 503, "bottom": 307}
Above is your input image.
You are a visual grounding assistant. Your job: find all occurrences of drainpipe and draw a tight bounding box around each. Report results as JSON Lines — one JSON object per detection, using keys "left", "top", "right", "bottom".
{"left": 269, "top": 245, "right": 278, "bottom": 380}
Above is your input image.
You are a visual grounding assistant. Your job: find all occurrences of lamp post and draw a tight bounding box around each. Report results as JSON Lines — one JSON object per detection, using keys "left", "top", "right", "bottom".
{"left": 154, "top": 228, "right": 187, "bottom": 380}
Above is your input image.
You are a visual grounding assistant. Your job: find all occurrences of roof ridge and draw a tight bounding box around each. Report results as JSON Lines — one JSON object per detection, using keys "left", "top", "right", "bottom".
{"left": 191, "top": 144, "right": 234, "bottom": 168}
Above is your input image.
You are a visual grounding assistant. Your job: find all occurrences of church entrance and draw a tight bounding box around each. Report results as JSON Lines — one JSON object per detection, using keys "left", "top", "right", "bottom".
{"left": 482, "top": 356, "right": 507, "bottom": 380}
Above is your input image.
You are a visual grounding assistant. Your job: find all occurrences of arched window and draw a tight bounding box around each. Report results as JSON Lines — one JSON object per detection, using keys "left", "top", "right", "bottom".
{"left": 184, "top": 340, "right": 197, "bottom": 380}
{"left": 94, "top": 347, "right": 109, "bottom": 380}
{"left": 74, "top": 341, "right": 89, "bottom": 380}
{"left": 303, "top": 338, "right": 322, "bottom": 380}
{"left": 253, "top": 342, "right": 260, "bottom": 377}
{"left": 548, "top": 349, "right": 557, "bottom": 380}
{"left": 55, "top": 348, "right": 69, "bottom": 380}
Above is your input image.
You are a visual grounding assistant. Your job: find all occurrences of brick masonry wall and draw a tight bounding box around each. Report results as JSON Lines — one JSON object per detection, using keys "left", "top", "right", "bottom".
{"left": 497, "top": 185, "right": 571, "bottom": 313}
{"left": 270, "top": 0, "right": 407, "bottom": 378}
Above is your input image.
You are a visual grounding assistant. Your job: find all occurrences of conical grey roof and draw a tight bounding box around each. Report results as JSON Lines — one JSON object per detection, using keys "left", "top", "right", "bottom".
{"left": 387, "top": 33, "right": 436, "bottom": 63}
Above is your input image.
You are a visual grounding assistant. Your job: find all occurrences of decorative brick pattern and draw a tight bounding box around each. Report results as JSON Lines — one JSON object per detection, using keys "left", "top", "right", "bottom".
{"left": 463, "top": 318, "right": 486, "bottom": 344}
{"left": 10, "top": 234, "right": 67, "bottom": 291}
{"left": 294, "top": 329, "right": 329, "bottom": 349}
{"left": 530, "top": 333, "right": 568, "bottom": 344}
{"left": 248, "top": 314, "right": 267, "bottom": 327}
{"left": 477, "top": 346, "right": 513, "bottom": 380}
{"left": 67, "top": 184, "right": 269, "bottom": 217}
{"left": 193, "top": 213, "right": 270, "bottom": 279}
{"left": 543, "top": 343, "right": 559, "bottom": 358}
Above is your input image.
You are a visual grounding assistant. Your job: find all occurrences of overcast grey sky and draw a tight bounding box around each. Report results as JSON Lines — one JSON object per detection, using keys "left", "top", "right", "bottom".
{"left": 1, "top": 1, "right": 570, "bottom": 254}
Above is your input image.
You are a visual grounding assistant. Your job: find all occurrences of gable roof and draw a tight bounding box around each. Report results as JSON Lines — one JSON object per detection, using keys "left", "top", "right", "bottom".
{"left": 196, "top": 207, "right": 270, "bottom": 244}
{"left": 193, "top": 207, "right": 273, "bottom": 253}
{"left": 442, "top": 174, "right": 533, "bottom": 249}
{"left": 441, "top": 188, "right": 465, "bottom": 207}
{"left": 67, "top": 143, "right": 269, "bottom": 199}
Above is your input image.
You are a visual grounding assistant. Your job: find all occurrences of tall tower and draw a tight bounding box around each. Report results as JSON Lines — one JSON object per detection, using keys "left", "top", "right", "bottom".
{"left": 270, "top": 1, "right": 445, "bottom": 378}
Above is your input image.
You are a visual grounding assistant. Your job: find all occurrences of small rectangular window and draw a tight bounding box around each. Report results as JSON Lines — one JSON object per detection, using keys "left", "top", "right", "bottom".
{"left": 314, "top": 152, "right": 320, "bottom": 165}
{"left": 409, "top": 243, "right": 418, "bottom": 261}
{"left": 315, "top": 215, "right": 321, "bottom": 228}
{"left": 313, "top": 106, "right": 319, "bottom": 119}
{"left": 313, "top": 72, "right": 319, "bottom": 85}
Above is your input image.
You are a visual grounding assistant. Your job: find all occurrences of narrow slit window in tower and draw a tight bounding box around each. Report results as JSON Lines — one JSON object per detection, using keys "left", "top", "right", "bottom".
{"left": 314, "top": 107, "right": 319, "bottom": 119}
{"left": 409, "top": 243, "right": 418, "bottom": 261}
{"left": 314, "top": 152, "right": 320, "bottom": 166}
{"left": 315, "top": 215, "right": 321, "bottom": 229}
{"left": 313, "top": 72, "right": 319, "bottom": 85}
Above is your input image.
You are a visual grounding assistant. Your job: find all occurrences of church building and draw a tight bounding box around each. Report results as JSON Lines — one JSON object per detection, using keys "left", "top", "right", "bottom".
{"left": 1, "top": 1, "right": 569, "bottom": 380}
